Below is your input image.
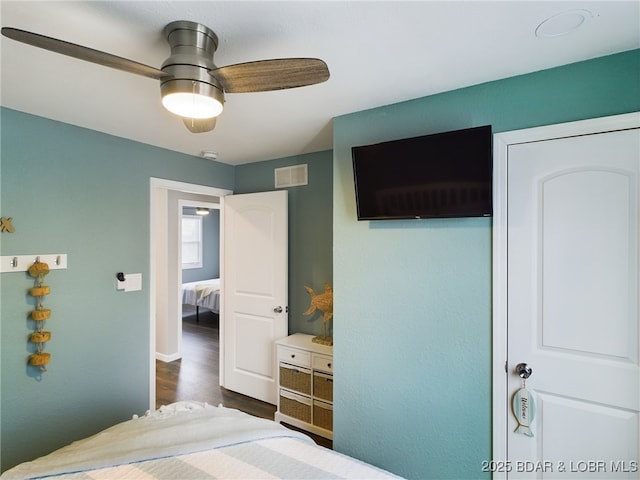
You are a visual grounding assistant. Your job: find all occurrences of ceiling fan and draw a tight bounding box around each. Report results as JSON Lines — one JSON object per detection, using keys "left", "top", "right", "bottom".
{"left": 1, "top": 21, "right": 330, "bottom": 133}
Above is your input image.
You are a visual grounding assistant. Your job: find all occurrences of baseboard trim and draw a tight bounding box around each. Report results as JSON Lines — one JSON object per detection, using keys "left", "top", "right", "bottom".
{"left": 156, "top": 352, "right": 181, "bottom": 363}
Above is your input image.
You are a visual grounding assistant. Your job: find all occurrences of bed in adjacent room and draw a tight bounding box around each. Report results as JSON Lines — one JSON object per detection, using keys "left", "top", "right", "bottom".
{"left": 181, "top": 278, "right": 220, "bottom": 322}
{"left": 0, "top": 402, "right": 401, "bottom": 479}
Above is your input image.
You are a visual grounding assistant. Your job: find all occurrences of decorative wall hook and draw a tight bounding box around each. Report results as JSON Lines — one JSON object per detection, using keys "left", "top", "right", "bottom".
{"left": 1, "top": 254, "right": 67, "bottom": 273}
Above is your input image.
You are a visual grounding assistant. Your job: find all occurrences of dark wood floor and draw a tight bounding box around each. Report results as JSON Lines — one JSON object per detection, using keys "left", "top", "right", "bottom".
{"left": 156, "top": 309, "right": 332, "bottom": 448}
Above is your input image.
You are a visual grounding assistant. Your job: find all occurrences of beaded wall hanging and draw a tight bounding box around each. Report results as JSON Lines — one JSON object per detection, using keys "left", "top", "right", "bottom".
{"left": 28, "top": 260, "right": 52, "bottom": 371}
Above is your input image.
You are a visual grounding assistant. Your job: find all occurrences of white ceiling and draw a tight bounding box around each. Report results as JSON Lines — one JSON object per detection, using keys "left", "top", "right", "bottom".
{"left": 1, "top": 1, "right": 638, "bottom": 165}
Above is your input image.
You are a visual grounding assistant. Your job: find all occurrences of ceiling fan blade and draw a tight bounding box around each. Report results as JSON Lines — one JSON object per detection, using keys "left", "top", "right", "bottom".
{"left": 210, "top": 58, "right": 329, "bottom": 93}
{"left": 1, "top": 27, "right": 170, "bottom": 80}
{"left": 182, "top": 117, "right": 217, "bottom": 133}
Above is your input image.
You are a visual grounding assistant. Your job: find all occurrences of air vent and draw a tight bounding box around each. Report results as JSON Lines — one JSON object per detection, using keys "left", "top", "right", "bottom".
{"left": 275, "top": 164, "right": 308, "bottom": 188}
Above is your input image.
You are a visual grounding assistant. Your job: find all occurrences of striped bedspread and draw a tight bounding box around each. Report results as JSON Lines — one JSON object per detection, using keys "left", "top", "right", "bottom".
{"left": 35, "top": 437, "right": 397, "bottom": 479}
{"left": 1, "top": 402, "right": 401, "bottom": 480}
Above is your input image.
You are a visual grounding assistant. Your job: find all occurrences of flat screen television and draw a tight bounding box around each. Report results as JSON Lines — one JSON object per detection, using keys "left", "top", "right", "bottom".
{"left": 351, "top": 125, "right": 493, "bottom": 220}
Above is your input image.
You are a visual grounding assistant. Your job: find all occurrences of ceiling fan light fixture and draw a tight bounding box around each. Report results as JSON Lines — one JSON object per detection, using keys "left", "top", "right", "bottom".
{"left": 161, "top": 79, "right": 224, "bottom": 119}
{"left": 2, "top": 20, "right": 328, "bottom": 135}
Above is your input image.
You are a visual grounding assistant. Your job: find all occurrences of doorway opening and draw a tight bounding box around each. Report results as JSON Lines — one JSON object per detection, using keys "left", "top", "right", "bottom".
{"left": 149, "top": 179, "right": 289, "bottom": 422}
{"left": 149, "top": 178, "right": 230, "bottom": 408}
{"left": 178, "top": 198, "right": 221, "bottom": 333}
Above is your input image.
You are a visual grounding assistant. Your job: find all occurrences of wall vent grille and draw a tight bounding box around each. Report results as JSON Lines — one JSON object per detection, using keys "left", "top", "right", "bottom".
{"left": 275, "top": 164, "right": 308, "bottom": 188}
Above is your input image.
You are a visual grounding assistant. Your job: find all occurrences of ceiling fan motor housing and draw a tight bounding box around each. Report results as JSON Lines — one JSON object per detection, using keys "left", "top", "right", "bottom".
{"left": 160, "top": 21, "right": 225, "bottom": 113}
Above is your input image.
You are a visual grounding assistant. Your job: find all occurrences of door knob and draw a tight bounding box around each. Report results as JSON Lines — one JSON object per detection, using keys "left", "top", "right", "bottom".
{"left": 515, "top": 363, "right": 532, "bottom": 379}
{"left": 273, "top": 306, "right": 283, "bottom": 313}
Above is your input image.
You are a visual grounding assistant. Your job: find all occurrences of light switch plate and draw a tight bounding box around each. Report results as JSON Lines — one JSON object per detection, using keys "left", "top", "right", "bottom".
{"left": 125, "top": 273, "right": 142, "bottom": 292}
{"left": 115, "top": 273, "right": 142, "bottom": 292}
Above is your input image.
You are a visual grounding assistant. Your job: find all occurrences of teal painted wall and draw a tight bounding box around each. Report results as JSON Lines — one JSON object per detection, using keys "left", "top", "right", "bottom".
{"left": 332, "top": 50, "right": 640, "bottom": 479}
{"left": 0, "top": 108, "right": 234, "bottom": 471}
{"left": 235, "top": 150, "right": 333, "bottom": 336}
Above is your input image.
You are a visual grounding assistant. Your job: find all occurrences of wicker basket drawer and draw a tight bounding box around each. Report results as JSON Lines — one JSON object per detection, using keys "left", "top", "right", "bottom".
{"left": 280, "top": 389, "right": 311, "bottom": 423}
{"left": 313, "top": 371, "right": 333, "bottom": 402}
{"left": 313, "top": 400, "right": 333, "bottom": 431}
{"left": 279, "top": 363, "right": 311, "bottom": 395}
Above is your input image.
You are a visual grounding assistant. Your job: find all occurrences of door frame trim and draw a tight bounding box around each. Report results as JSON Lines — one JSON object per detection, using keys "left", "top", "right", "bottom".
{"left": 491, "top": 112, "right": 640, "bottom": 473}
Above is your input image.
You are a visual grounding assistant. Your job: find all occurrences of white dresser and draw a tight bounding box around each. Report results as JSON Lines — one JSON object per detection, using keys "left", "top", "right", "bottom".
{"left": 274, "top": 333, "right": 333, "bottom": 439}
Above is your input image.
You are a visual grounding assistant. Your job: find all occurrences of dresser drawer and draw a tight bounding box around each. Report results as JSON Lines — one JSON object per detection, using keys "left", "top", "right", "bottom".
{"left": 280, "top": 389, "right": 312, "bottom": 423}
{"left": 280, "top": 363, "right": 311, "bottom": 395}
{"left": 313, "top": 371, "right": 333, "bottom": 402}
{"left": 278, "top": 346, "right": 310, "bottom": 367}
{"left": 312, "top": 353, "right": 333, "bottom": 373}
{"left": 313, "top": 399, "right": 333, "bottom": 431}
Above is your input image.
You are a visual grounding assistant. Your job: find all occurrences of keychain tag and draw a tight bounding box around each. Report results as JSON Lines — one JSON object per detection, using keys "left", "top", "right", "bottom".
{"left": 512, "top": 377, "right": 535, "bottom": 437}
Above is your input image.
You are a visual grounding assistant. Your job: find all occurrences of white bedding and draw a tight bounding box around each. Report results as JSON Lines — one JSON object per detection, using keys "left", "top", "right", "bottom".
{"left": 181, "top": 278, "right": 220, "bottom": 313}
{"left": 1, "top": 402, "right": 401, "bottom": 480}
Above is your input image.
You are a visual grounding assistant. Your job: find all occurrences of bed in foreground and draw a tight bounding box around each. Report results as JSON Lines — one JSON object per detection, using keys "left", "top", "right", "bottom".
{"left": 1, "top": 401, "right": 401, "bottom": 479}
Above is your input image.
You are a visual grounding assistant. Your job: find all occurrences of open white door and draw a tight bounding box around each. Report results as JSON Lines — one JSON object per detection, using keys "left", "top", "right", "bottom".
{"left": 221, "top": 190, "right": 288, "bottom": 404}
{"left": 493, "top": 114, "right": 640, "bottom": 479}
